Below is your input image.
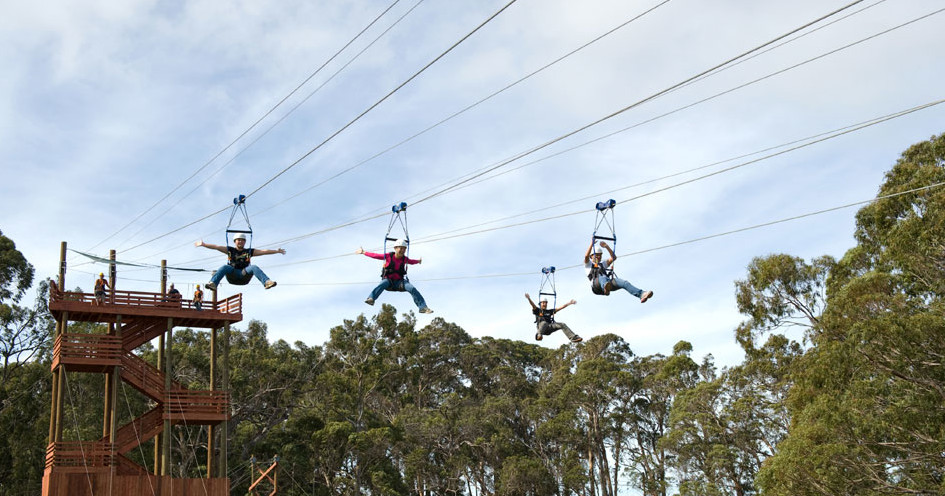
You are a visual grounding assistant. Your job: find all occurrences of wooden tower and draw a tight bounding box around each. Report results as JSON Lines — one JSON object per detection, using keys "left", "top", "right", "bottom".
{"left": 43, "top": 242, "right": 240, "bottom": 495}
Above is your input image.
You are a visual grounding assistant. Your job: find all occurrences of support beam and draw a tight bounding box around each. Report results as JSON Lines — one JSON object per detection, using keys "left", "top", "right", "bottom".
{"left": 155, "top": 260, "right": 167, "bottom": 476}
{"left": 162, "top": 317, "right": 173, "bottom": 476}
{"left": 48, "top": 242, "right": 66, "bottom": 445}
{"left": 222, "top": 322, "right": 230, "bottom": 479}
{"left": 208, "top": 326, "right": 217, "bottom": 477}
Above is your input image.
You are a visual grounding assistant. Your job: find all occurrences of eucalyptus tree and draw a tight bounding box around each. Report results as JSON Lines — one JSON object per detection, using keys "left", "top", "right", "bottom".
{"left": 758, "top": 133, "right": 945, "bottom": 495}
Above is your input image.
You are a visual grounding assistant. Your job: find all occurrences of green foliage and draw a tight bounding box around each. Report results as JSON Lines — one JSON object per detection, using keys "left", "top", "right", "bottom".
{"left": 757, "top": 133, "right": 945, "bottom": 495}
{"left": 6, "top": 134, "right": 945, "bottom": 496}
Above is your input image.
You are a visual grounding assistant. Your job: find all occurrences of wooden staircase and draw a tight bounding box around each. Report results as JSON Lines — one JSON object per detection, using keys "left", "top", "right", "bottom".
{"left": 44, "top": 286, "right": 240, "bottom": 495}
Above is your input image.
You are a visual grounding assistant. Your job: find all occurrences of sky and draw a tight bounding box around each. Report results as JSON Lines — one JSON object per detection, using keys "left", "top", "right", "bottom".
{"left": 2, "top": 0, "right": 944, "bottom": 370}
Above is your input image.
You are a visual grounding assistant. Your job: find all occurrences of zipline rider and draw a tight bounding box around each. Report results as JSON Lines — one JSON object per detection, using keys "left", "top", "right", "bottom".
{"left": 195, "top": 233, "right": 285, "bottom": 290}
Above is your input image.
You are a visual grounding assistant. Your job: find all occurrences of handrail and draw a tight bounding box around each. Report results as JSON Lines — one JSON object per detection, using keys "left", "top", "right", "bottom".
{"left": 51, "top": 288, "right": 242, "bottom": 315}
{"left": 120, "top": 352, "right": 180, "bottom": 401}
{"left": 165, "top": 390, "right": 231, "bottom": 420}
{"left": 53, "top": 333, "right": 122, "bottom": 369}
{"left": 46, "top": 441, "right": 116, "bottom": 470}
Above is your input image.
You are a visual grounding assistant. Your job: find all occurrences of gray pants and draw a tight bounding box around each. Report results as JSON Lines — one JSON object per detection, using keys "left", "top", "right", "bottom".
{"left": 537, "top": 321, "right": 576, "bottom": 339}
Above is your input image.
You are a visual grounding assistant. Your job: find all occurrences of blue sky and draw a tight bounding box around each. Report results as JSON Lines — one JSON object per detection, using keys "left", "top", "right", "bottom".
{"left": 2, "top": 0, "right": 944, "bottom": 368}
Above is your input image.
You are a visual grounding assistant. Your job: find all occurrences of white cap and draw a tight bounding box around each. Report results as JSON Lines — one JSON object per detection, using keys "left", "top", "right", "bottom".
{"left": 233, "top": 233, "right": 248, "bottom": 241}
{"left": 393, "top": 239, "right": 408, "bottom": 248}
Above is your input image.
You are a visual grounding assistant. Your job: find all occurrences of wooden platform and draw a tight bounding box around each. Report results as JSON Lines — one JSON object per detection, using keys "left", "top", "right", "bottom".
{"left": 49, "top": 288, "right": 242, "bottom": 328}
{"left": 42, "top": 471, "right": 229, "bottom": 496}
{"left": 44, "top": 284, "right": 237, "bottom": 495}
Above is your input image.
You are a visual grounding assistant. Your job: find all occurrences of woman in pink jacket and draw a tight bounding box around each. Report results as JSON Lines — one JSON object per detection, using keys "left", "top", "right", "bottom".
{"left": 357, "top": 239, "right": 432, "bottom": 314}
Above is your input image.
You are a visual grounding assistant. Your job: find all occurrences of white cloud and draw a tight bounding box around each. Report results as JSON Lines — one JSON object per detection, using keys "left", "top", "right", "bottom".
{"left": 3, "top": 0, "right": 944, "bottom": 370}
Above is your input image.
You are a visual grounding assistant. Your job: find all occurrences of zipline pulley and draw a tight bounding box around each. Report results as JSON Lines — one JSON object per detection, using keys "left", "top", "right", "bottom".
{"left": 538, "top": 266, "right": 557, "bottom": 321}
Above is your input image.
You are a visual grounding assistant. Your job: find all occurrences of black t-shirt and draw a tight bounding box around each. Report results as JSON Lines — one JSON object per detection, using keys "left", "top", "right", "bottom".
{"left": 227, "top": 247, "right": 255, "bottom": 269}
{"left": 532, "top": 307, "right": 555, "bottom": 324}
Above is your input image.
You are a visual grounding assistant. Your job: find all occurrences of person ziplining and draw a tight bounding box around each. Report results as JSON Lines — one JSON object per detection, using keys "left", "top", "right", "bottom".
{"left": 356, "top": 202, "right": 433, "bottom": 313}
{"left": 194, "top": 195, "right": 286, "bottom": 290}
{"left": 584, "top": 199, "right": 653, "bottom": 302}
{"left": 526, "top": 266, "right": 581, "bottom": 343}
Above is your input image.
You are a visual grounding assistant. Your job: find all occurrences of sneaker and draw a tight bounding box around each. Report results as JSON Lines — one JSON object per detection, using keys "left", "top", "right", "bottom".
{"left": 205, "top": 282, "right": 217, "bottom": 291}
{"left": 419, "top": 307, "right": 433, "bottom": 314}
{"left": 640, "top": 290, "right": 653, "bottom": 303}
{"left": 364, "top": 297, "right": 375, "bottom": 306}
{"left": 264, "top": 280, "right": 277, "bottom": 289}
{"left": 535, "top": 333, "right": 543, "bottom": 341}
{"left": 570, "top": 336, "right": 583, "bottom": 343}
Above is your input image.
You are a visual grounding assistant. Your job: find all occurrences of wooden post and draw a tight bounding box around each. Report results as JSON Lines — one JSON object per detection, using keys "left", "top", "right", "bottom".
{"left": 250, "top": 455, "right": 256, "bottom": 494}
{"left": 162, "top": 316, "right": 173, "bottom": 476}
{"left": 222, "top": 322, "right": 231, "bottom": 479}
{"left": 103, "top": 250, "right": 116, "bottom": 439}
{"left": 48, "top": 242, "right": 67, "bottom": 444}
{"left": 110, "top": 315, "right": 121, "bottom": 442}
{"left": 54, "top": 312, "right": 67, "bottom": 442}
{"left": 154, "top": 261, "right": 168, "bottom": 475}
{"left": 207, "top": 325, "right": 217, "bottom": 478}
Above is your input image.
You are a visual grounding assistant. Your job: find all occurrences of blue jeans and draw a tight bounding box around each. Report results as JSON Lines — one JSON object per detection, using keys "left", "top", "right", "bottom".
{"left": 211, "top": 264, "right": 270, "bottom": 285}
{"left": 597, "top": 274, "right": 643, "bottom": 298}
{"left": 369, "top": 279, "right": 429, "bottom": 311}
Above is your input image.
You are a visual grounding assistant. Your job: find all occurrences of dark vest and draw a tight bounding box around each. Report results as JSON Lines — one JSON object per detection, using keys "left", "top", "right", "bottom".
{"left": 227, "top": 247, "right": 254, "bottom": 269}
{"left": 533, "top": 307, "right": 555, "bottom": 324}
{"left": 587, "top": 262, "right": 612, "bottom": 295}
{"left": 381, "top": 253, "right": 408, "bottom": 280}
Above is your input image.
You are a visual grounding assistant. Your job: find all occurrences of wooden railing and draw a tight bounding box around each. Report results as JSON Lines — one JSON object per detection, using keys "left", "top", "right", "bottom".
{"left": 51, "top": 289, "right": 242, "bottom": 315}
{"left": 120, "top": 352, "right": 180, "bottom": 401}
{"left": 45, "top": 442, "right": 115, "bottom": 471}
{"left": 112, "top": 406, "right": 164, "bottom": 454}
{"left": 122, "top": 319, "right": 165, "bottom": 351}
{"left": 53, "top": 333, "right": 122, "bottom": 370}
{"left": 165, "top": 390, "right": 230, "bottom": 423}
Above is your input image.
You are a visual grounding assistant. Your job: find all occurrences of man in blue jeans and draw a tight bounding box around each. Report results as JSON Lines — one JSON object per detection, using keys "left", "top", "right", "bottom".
{"left": 357, "top": 239, "right": 432, "bottom": 314}
{"left": 195, "top": 233, "right": 286, "bottom": 290}
{"left": 584, "top": 241, "right": 653, "bottom": 302}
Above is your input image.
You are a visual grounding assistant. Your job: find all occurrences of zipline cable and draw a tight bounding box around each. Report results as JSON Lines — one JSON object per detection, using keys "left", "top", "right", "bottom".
{"left": 258, "top": 96, "right": 945, "bottom": 266}
{"left": 112, "top": 0, "right": 426, "bottom": 252}
{"left": 108, "top": 2, "right": 935, "bottom": 268}
{"left": 119, "top": 0, "right": 519, "bottom": 256}
{"left": 242, "top": 0, "right": 520, "bottom": 200}
{"left": 126, "top": 92, "right": 945, "bottom": 272}
{"left": 410, "top": 0, "right": 900, "bottom": 206}
{"left": 415, "top": 98, "right": 945, "bottom": 245}
{"left": 90, "top": 0, "right": 406, "bottom": 252}
{"left": 256, "top": 0, "right": 674, "bottom": 216}
{"left": 275, "top": 179, "right": 945, "bottom": 285}
{"left": 87, "top": 94, "right": 943, "bottom": 273}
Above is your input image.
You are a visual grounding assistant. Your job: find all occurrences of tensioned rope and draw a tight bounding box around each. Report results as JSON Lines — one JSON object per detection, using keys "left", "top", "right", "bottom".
{"left": 107, "top": 2, "right": 936, "bottom": 273}
{"left": 245, "top": 0, "right": 886, "bottom": 254}
{"left": 241, "top": 0, "right": 520, "bottom": 199}
{"left": 256, "top": 97, "right": 944, "bottom": 268}
{"left": 91, "top": 0, "right": 407, "bottom": 252}
{"left": 120, "top": 382, "right": 156, "bottom": 495}
{"left": 255, "top": 0, "right": 675, "bottom": 217}
{"left": 411, "top": 0, "right": 927, "bottom": 207}
{"left": 120, "top": 0, "right": 520, "bottom": 255}
{"left": 273, "top": 180, "right": 945, "bottom": 286}
{"left": 105, "top": 94, "right": 942, "bottom": 273}
{"left": 112, "top": 0, "right": 426, "bottom": 252}
{"left": 104, "top": 175, "right": 945, "bottom": 287}
{"left": 172, "top": 1, "right": 902, "bottom": 267}
{"left": 62, "top": 372, "right": 95, "bottom": 495}
{"left": 397, "top": 0, "right": 890, "bottom": 203}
